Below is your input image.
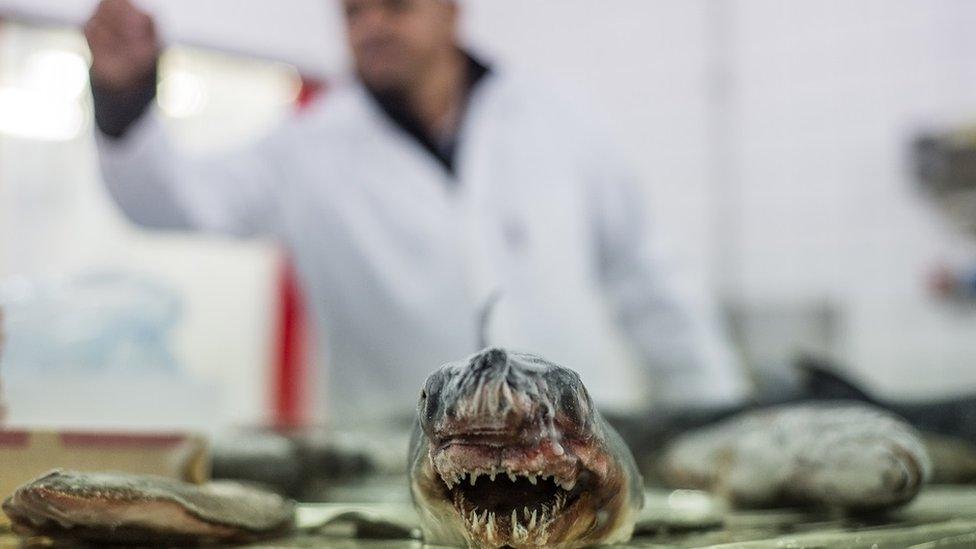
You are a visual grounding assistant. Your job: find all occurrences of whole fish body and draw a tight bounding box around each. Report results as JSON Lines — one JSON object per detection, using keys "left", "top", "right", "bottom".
{"left": 2, "top": 469, "right": 296, "bottom": 545}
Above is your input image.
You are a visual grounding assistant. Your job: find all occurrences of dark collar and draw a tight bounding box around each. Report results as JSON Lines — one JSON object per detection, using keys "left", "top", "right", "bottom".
{"left": 365, "top": 52, "right": 491, "bottom": 176}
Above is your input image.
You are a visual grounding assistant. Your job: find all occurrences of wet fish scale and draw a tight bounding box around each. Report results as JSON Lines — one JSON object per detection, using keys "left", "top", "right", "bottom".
{"left": 661, "top": 403, "right": 932, "bottom": 510}
{"left": 2, "top": 469, "right": 296, "bottom": 544}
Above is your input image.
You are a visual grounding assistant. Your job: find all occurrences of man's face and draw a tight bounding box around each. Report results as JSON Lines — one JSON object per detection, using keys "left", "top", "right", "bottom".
{"left": 343, "top": 0, "right": 458, "bottom": 93}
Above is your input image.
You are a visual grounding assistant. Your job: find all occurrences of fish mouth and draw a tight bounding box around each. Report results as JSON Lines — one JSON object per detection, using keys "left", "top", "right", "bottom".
{"left": 431, "top": 438, "right": 593, "bottom": 546}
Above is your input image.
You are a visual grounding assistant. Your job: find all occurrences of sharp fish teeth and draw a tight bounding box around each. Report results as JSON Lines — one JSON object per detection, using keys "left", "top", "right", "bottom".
{"left": 523, "top": 506, "right": 530, "bottom": 519}
{"left": 514, "top": 521, "right": 528, "bottom": 542}
{"left": 529, "top": 509, "right": 538, "bottom": 530}
{"left": 511, "top": 509, "right": 518, "bottom": 530}
{"left": 469, "top": 471, "right": 478, "bottom": 486}
{"left": 527, "top": 473, "right": 537, "bottom": 485}
{"left": 489, "top": 469, "right": 497, "bottom": 481}
{"left": 508, "top": 470, "right": 517, "bottom": 482}
{"left": 501, "top": 382, "right": 514, "bottom": 410}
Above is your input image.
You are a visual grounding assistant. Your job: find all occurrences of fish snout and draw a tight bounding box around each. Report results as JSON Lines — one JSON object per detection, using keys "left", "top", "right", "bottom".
{"left": 432, "top": 350, "right": 551, "bottom": 438}
{"left": 425, "top": 350, "right": 590, "bottom": 447}
{"left": 471, "top": 348, "right": 509, "bottom": 376}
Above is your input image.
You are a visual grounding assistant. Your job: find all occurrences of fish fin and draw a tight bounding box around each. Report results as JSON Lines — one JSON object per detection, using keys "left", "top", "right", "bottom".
{"left": 476, "top": 290, "right": 503, "bottom": 351}
{"left": 796, "top": 354, "right": 881, "bottom": 405}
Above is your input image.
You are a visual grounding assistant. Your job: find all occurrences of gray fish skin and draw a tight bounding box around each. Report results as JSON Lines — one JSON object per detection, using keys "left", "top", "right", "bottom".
{"left": 2, "top": 469, "right": 296, "bottom": 544}
{"left": 661, "top": 403, "right": 932, "bottom": 510}
{"left": 409, "top": 348, "right": 643, "bottom": 548}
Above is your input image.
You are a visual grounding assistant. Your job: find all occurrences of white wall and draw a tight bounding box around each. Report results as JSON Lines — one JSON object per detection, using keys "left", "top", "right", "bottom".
{"left": 0, "top": 0, "right": 347, "bottom": 77}
{"left": 725, "top": 0, "right": 976, "bottom": 396}
{"left": 463, "top": 0, "right": 976, "bottom": 398}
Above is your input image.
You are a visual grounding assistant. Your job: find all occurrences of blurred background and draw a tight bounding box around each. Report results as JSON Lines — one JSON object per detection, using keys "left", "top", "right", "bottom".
{"left": 2, "top": 0, "right": 976, "bottom": 431}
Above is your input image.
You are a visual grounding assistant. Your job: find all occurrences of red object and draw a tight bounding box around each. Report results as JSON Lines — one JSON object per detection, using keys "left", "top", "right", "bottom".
{"left": 0, "top": 431, "right": 29, "bottom": 448}
{"left": 273, "top": 259, "right": 309, "bottom": 428}
{"left": 295, "top": 77, "right": 325, "bottom": 109}
{"left": 271, "top": 76, "right": 326, "bottom": 428}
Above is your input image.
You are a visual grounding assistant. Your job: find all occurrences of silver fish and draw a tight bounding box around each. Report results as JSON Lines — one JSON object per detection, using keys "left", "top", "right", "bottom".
{"left": 409, "top": 347, "right": 644, "bottom": 548}
{"left": 2, "top": 469, "right": 296, "bottom": 544}
{"left": 661, "top": 403, "right": 932, "bottom": 510}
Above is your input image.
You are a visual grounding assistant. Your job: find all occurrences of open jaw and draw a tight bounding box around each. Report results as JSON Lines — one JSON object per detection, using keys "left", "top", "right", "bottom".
{"left": 432, "top": 443, "right": 593, "bottom": 546}
{"left": 412, "top": 349, "right": 644, "bottom": 547}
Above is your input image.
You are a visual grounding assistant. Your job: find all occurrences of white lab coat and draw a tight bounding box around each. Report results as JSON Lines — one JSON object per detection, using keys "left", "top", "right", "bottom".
{"left": 95, "top": 67, "right": 749, "bottom": 422}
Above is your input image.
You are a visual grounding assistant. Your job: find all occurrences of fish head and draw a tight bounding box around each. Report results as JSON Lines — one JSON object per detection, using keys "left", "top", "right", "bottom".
{"left": 410, "top": 348, "right": 642, "bottom": 548}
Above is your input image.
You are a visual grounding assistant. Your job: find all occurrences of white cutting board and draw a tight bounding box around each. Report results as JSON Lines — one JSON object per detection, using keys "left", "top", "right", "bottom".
{"left": 0, "top": 0, "right": 349, "bottom": 78}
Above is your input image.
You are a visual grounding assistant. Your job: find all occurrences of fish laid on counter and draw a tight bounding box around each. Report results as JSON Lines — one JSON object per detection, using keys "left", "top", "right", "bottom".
{"left": 2, "top": 469, "right": 296, "bottom": 544}
{"left": 796, "top": 356, "right": 976, "bottom": 449}
{"left": 608, "top": 355, "right": 976, "bottom": 486}
{"left": 661, "top": 403, "right": 932, "bottom": 510}
{"left": 409, "top": 347, "right": 644, "bottom": 549}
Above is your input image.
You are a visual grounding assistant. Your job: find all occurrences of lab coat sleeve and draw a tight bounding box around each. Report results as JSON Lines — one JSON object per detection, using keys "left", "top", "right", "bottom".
{"left": 94, "top": 111, "right": 283, "bottom": 238}
{"left": 588, "top": 147, "right": 751, "bottom": 409}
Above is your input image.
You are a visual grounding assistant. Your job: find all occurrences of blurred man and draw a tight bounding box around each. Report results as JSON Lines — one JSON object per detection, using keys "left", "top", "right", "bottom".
{"left": 85, "top": 0, "right": 748, "bottom": 421}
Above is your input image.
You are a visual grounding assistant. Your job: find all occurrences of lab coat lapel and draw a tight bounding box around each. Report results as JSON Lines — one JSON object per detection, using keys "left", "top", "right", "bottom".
{"left": 452, "top": 73, "right": 512, "bottom": 316}
{"left": 352, "top": 85, "right": 455, "bottom": 210}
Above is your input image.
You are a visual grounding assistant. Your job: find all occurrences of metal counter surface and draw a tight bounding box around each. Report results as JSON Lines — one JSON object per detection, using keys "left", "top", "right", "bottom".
{"left": 3, "top": 484, "right": 976, "bottom": 548}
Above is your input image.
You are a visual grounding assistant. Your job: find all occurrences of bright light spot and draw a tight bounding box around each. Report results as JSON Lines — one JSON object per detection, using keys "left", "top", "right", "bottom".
{"left": 24, "top": 50, "right": 89, "bottom": 101}
{"left": 157, "top": 72, "right": 208, "bottom": 118}
{"left": 0, "top": 87, "right": 85, "bottom": 142}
